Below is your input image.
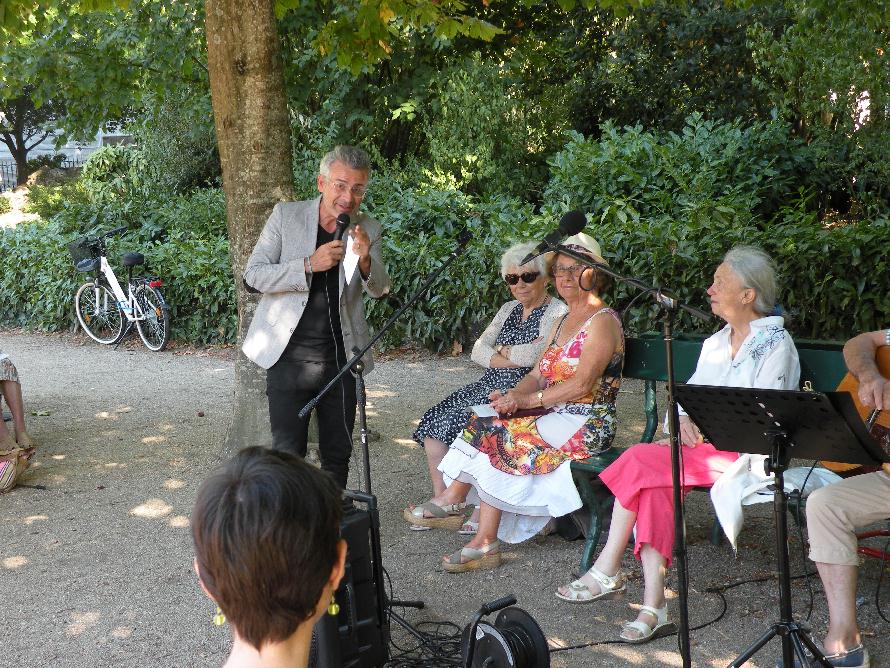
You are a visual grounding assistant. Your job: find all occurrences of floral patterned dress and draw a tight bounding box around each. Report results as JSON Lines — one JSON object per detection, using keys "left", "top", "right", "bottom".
{"left": 439, "top": 307, "right": 624, "bottom": 542}
{"left": 459, "top": 308, "right": 624, "bottom": 477}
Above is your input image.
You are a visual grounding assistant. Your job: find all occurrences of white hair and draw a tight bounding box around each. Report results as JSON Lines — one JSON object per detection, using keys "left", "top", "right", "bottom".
{"left": 723, "top": 245, "right": 777, "bottom": 316}
{"left": 500, "top": 242, "right": 551, "bottom": 277}
{"left": 319, "top": 145, "right": 370, "bottom": 177}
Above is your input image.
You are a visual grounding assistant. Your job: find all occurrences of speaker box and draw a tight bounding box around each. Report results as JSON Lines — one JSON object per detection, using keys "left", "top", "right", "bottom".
{"left": 311, "top": 505, "right": 389, "bottom": 668}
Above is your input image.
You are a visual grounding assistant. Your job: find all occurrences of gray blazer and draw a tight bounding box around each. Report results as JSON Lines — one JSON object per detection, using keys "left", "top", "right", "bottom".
{"left": 241, "top": 197, "right": 391, "bottom": 372}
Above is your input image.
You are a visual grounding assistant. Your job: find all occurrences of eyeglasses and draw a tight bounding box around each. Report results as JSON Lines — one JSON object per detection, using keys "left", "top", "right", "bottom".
{"left": 504, "top": 271, "right": 540, "bottom": 285}
{"left": 329, "top": 179, "right": 367, "bottom": 198}
{"left": 552, "top": 264, "right": 585, "bottom": 277}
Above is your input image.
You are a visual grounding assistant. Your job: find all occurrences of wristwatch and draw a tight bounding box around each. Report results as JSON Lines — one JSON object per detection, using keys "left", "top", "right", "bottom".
{"left": 536, "top": 390, "right": 545, "bottom": 407}
{"left": 495, "top": 344, "right": 505, "bottom": 354}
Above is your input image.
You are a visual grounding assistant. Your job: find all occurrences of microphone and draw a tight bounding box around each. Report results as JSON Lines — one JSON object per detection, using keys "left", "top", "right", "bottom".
{"left": 520, "top": 210, "right": 587, "bottom": 265}
{"left": 334, "top": 213, "right": 350, "bottom": 241}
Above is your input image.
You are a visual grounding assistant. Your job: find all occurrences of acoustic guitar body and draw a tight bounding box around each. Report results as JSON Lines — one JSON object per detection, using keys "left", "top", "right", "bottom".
{"left": 821, "top": 346, "right": 890, "bottom": 477}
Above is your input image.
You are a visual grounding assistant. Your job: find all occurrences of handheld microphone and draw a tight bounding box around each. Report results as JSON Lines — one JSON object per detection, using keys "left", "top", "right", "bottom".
{"left": 334, "top": 213, "right": 350, "bottom": 241}
{"left": 520, "top": 210, "right": 587, "bottom": 265}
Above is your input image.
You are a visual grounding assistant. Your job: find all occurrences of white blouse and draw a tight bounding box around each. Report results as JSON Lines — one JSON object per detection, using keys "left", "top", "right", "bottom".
{"left": 676, "top": 315, "right": 800, "bottom": 421}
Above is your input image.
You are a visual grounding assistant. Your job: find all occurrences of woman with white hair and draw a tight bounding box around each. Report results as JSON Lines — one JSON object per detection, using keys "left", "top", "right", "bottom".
{"left": 406, "top": 234, "right": 625, "bottom": 572}
{"left": 407, "top": 241, "right": 567, "bottom": 534}
{"left": 556, "top": 245, "right": 800, "bottom": 645}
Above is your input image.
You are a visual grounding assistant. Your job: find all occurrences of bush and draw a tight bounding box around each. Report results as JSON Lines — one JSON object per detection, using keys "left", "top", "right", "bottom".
{"left": 2, "top": 181, "right": 234, "bottom": 345}
{"left": 23, "top": 181, "right": 91, "bottom": 219}
{"left": 133, "top": 89, "right": 221, "bottom": 194}
{"left": 25, "top": 153, "right": 66, "bottom": 175}
{"left": 0, "top": 197, "right": 10, "bottom": 215}
{"left": 365, "top": 184, "right": 541, "bottom": 350}
{"left": 544, "top": 115, "right": 810, "bottom": 227}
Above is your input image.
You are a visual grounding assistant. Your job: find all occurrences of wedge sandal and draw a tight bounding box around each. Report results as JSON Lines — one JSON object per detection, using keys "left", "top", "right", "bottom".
{"left": 403, "top": 501, "right": 472, "bottom": 530}
{"left": 442, "top": 540, "right": 501, "bottom": 573}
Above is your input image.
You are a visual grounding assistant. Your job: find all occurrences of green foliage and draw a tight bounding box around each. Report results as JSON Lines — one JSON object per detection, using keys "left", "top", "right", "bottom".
{"left": 25, "top": 152, "right": 66, "bottom": 173}
{"left": 587, "top": 202, "right": 890, "bottom": 341}
{"left": 0, "top": 218, "right": 81, "bottom": 330}
{"left": 3, "top": 179, "right": 233, "bottom": 344}
{"left": 23, "top": 181, "right": 91, "bottom": 219}
{"left": 132, "top": 89, "right": 221, "bottom": 194}
{"left": 567, "top": 1, "right": 791, "bottom": 135}
{"left": 420, "top": 55, "right": 568, "bottom": 199}
{"left": 364, "top": 184, "right": 539, "bottom": 350}
{"left": 545, "top": 115, "right": 810, "bottom": 227}
{"left": 0, "top": 197, "right": 10, "bottom": 215}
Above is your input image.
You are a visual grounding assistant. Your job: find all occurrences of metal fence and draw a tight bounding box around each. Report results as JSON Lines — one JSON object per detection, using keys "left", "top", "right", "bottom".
{"left": 0, "top": 158, "right": 85, "bottom": 193}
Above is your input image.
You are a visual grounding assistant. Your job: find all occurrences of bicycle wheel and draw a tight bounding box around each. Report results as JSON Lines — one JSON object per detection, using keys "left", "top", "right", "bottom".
{"left": 134, "top": 284, "right": 170, "bottom": 351}
{"left": 75, "top": 282, "right": 124, "bottom": 345}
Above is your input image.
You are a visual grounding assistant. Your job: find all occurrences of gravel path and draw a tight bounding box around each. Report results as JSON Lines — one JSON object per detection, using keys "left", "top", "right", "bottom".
{"left": 2, "top": 329, "right": 889, "bottom": 668}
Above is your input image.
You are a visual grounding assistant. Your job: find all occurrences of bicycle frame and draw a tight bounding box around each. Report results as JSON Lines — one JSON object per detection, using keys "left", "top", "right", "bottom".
{"left": 95, "top": 256, "right": 151, "bottom": 323}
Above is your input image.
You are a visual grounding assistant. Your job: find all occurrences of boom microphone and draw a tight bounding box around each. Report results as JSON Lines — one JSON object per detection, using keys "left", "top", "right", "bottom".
{"left": 334, "top": 213, "right": 350, "bottom": 241}
{"left": 520, "top": 210, "right": 587, "bottom": 265}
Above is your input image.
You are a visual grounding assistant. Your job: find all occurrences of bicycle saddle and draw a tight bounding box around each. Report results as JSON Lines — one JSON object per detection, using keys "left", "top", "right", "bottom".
{"left": 122, "top": 252, "right": 145, "bottom": 267}
{"left": 76, "top": 258, "right": 100, "bottom": 273}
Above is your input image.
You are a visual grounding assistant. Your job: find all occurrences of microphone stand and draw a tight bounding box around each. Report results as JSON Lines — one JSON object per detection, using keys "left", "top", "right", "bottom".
{"left": 554, "top": 244, "right": 711, "bottom": 668}
{"left": 299, "top": 230, "right": 473, "bottom": 647}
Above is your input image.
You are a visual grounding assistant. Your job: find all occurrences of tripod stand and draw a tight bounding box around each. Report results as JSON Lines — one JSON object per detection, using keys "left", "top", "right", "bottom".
{"left": 305, "top": 232, "right": 473, "bottom": 667}
{"left": 674, "top": 384, "right": 888, "bottom": 668}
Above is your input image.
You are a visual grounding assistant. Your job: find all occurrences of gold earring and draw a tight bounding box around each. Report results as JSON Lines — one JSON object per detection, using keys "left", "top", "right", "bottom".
{"left": 327, "top": 594, "right": 340, "bottom": 616}
{"left": 213, "top": 606, "right": 226, "bottom": 626}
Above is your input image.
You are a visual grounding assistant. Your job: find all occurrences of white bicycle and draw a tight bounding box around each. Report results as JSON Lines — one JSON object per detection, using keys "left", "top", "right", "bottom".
{"left": 69, "top": 226, "right": 171, "bottom": 351}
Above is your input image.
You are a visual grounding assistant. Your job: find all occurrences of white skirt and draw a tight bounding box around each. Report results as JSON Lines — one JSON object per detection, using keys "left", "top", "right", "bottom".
{"left": 439, "top": 411, "right": 585, "bottom": 544}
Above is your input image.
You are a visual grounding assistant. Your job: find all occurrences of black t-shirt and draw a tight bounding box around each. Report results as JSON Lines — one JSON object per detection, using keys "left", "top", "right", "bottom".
{"left": 283, "top": 226, "right": 344, "bottom": 363}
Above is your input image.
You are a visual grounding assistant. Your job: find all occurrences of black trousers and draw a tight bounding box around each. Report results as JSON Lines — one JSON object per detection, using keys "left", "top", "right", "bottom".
{"left": 266, "top": 358, "right": 357, "bottom": 489}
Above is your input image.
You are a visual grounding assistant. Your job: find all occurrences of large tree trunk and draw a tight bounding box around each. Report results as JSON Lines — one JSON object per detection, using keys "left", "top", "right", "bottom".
{"left": 204, "top": 0, "right": 295, "bottom": 457}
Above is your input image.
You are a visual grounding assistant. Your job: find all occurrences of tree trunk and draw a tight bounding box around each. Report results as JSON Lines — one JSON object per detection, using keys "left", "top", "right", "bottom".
{"left": 204, "top": 0, "right": 295, "bottom": 458}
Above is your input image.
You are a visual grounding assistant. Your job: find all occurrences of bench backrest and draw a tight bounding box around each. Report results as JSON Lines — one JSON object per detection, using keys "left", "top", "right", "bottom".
{"left": 623, "top": 333, "right": 847, "bottom": 442}
{"left": 624, "top": 334, "right": 846, "bottom": 389}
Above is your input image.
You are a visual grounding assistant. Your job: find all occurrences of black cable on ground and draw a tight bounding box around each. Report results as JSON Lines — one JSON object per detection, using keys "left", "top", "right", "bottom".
{"left": 381, "top": 566, "right": 463, "bottom": 668}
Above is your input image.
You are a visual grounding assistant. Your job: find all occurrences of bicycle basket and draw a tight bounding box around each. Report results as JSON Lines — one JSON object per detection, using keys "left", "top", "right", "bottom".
{"left": 68, "top": 238, "right": 96, "bottom": 267}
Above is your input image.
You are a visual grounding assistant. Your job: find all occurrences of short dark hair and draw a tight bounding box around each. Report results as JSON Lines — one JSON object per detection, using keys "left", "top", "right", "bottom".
{"left": 192, "top": 447, "right": 342, "bottom": 650}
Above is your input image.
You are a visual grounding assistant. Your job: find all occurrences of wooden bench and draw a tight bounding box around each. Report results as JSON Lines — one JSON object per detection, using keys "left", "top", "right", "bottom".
{"left": 569, "top": 334, "right": 846, "bottom": 572}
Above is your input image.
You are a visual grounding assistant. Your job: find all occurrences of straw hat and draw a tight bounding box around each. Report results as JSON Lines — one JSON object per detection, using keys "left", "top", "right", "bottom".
{"left": 561, "top": 232, "right": 608, "bottom": 265}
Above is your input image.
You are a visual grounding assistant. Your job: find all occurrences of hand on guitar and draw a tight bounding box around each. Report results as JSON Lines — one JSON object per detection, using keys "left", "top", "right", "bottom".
{"left": 857, "top": 370, "right": 889, "bottom": 411}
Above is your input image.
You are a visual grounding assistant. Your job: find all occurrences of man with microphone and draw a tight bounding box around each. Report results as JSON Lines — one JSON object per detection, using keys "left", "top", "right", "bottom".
{"left": 242, "top": 145, "right": 390, "bottom": 488}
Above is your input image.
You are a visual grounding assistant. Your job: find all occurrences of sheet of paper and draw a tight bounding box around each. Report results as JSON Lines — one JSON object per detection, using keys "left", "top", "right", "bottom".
{"left": 470, "top": 404, "right": 498, "bottom": 418}
{"left": 343, "top": 235, "right": 359, "bottom": 285}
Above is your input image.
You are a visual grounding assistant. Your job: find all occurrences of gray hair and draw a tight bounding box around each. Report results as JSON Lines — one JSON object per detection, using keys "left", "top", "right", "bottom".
{"left": 723, "top": 245, "right": 777, "bottom": 316}
{"left": 500, "top": 242, "right": 551, "bottom": 277}
{"left": 319, "top": 145, "right": 371, "bottom": 177}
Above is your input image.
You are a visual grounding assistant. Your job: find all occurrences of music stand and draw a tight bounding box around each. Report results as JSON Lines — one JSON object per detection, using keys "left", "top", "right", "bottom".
{"left": 674, "top": 384, "right": 889, "bottom": 668}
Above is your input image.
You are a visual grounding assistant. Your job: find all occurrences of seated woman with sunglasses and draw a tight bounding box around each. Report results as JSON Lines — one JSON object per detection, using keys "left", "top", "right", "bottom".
{"left": 405, "top": 241, "right": 567, "bottom": 534}
{"left": 405, "top": 234, "right": 624, "bottom": 573}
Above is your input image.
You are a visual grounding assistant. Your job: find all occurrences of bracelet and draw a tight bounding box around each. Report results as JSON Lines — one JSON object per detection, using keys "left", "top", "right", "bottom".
{"left": 305, "top": 257, "right": 313, "bottom": 276}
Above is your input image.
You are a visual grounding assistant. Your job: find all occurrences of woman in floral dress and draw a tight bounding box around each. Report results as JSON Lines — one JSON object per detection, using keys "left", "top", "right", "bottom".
{"left": 404, "top": 233, "right": 624, "bottom": 573}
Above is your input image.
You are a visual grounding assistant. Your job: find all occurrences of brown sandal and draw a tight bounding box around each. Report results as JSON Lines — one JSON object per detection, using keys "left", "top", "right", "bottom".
{"left": 403, "top": 501, "right": 472, "bottom": 530}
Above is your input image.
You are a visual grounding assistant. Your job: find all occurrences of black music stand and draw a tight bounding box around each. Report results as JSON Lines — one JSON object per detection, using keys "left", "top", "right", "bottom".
{"left": 674, "top": 384, "right": 889, "bottom": 668}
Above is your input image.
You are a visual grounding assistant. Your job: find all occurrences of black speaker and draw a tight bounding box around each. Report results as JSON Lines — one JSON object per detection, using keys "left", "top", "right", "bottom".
{"left": 310, "top": 504, "right": 389, "bottom": 668}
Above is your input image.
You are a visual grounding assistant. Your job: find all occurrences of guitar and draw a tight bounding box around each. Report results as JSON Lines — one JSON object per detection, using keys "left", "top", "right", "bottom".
{"left": 821, "top": 346, "right": 890, "bottom": 476}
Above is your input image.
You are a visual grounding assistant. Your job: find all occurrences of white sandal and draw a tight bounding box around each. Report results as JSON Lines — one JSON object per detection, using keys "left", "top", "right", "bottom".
{"left": 555, "top": 566, "right": 626, "bottom": 603}
{"left": 619, "top": 604, "right": 677, "bottom": 644}
{"left": 458, "top": 519, "right": 479, "bottom": 535}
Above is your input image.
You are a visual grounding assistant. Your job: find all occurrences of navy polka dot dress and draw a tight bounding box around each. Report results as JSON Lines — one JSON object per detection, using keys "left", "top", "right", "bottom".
{"left": 412, "top": 302, "right": 549, "bottom": 447}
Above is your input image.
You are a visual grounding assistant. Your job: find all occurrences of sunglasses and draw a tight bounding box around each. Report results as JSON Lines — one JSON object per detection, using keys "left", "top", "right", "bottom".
{"left": 504, "top": 271, "right": 540, "bottom": 285}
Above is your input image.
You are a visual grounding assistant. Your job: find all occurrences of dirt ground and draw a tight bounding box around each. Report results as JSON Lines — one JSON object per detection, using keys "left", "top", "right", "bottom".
{"left": 2, "top": 329, "right": 889, "bottom": 668}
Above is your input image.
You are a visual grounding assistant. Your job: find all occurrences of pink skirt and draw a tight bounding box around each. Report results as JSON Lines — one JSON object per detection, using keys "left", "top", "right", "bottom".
{"left": 599, "top": 442, "right": 738, "bottom": 565}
